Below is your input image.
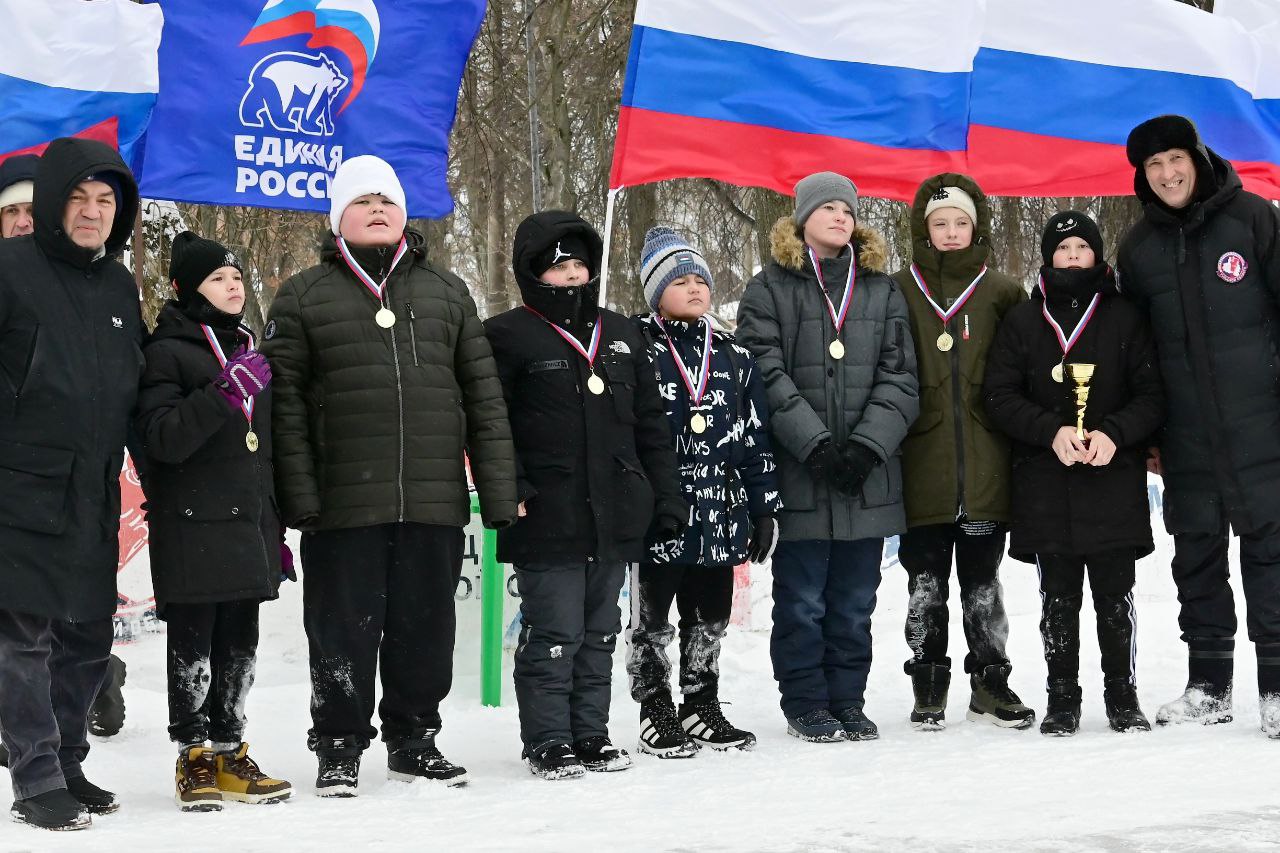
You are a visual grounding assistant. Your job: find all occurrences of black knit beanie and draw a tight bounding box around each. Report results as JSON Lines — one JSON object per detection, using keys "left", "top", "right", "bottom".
{"left": 1041, "top": 211, "right": 1104, "bottom": 266}
{"left": 169, "top": 230, "right": 243, "bottom": 305}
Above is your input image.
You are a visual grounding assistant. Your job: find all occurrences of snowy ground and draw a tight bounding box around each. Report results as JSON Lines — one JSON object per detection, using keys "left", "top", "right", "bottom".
{"left": 4, "top": 524, "right": 1280, "bottom": 852}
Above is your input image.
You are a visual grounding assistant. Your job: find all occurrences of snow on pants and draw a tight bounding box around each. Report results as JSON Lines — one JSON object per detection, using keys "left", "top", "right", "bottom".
{"left": 513, "top": 558, "right": 627, "bottom": 750}
{"left": 899, "top": 521, "right": 1010, "bottom": 675}
{"left": 770, "top": 538, "right": 882, "bottom": 719}
{"left": 301, "top": 522, "right": 463, "bottom": 754}
{"left": 165, "top": 600, "right": 260, "bottom": 751}
{"left": 626, "top": 562, "right": 734, "bottom": 706}
{"left": 1035, "top": 551, "right": 1137, "bottom": 687}
{"left": 0, "top": 609, "right": 112, "bottom": 799}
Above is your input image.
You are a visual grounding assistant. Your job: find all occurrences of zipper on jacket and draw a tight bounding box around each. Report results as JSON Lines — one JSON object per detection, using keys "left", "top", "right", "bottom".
{"left": 949, "top": 333, "right": 966, "bottom": 520}
{"left": 386, "top": 298, "right": 407, "bottom": 522}
{"left": 405, "top": 302, "right": 419, "bottom": 367}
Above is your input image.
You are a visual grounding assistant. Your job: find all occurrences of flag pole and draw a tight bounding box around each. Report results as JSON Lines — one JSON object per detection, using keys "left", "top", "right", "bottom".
{"left": 599, "top": 186, "right": 623, "bottom": 308}
{"left": 132, "top": 204, "right": 144, "bottom": 293}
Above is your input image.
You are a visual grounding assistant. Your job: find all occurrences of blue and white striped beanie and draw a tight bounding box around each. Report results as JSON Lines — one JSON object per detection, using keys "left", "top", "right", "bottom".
{"left": 640, "top": 226, "right": 713, "bottom": 312}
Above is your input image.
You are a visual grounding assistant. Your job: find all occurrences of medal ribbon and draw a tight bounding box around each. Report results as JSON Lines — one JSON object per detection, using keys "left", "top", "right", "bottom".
{"left": 909, "top": 264, "right": 987, "bottom": 327}
{"left": 654, "top": 316, "right": 713, "bottom": 406}
{"left": 523, "top": 306, "right": 603, "bottom": 372}
{"left": 335, "top": 236, "right": 410, "bottom": 305}
{"left": 807, "top": 246, "right": 856, "bottom": 336}
{"left": 202, "top": 323, "right": 257, "bottom": 425}
{"left": 1037, "top": 276, "right": 1102, "bottom": 359}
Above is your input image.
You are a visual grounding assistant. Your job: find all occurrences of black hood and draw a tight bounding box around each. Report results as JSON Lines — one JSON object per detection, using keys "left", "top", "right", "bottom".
{"left": 33, "top": 138, "right": 139, "bottom": 269}
{"left": 512, "top": 210, "right": 604, "bottom": 332}
{"left": 0, "top": 153, "right": 38, "bottom": 194}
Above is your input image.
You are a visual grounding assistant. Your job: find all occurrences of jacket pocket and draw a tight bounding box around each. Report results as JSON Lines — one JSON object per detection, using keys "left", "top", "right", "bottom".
{"left": 0, "top": 439, "right": 74, "bottom": 534}
{"left": 614, "top": 454, "right": 655, "bottom": 540}
{"left": 602, "top": 359, "right": 637, "bottom": 424}
{"left": 861, "top": 454, "right": 903, "bottom": 509}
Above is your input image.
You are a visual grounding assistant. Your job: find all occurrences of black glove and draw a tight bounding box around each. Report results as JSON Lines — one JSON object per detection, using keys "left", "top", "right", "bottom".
{"left": 834, "top": 442, "right": 881, "bottom": 496}
{"left": 805, "top": 440, "right": 851, "bottom": 489}
{"left": 747, "top": 516, "right": 777, "bottom": 563}
{"left": 652, "top": 509, "right": 688, "bottom": 542}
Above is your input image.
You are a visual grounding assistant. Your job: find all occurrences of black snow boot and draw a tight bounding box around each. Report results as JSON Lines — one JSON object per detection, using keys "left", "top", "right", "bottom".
{"left": 387, "top": 730, "right": 468, "bottom": 787}
{"left": 1103, "top": 680, "right": 1151, "bottom": 733}
{"left": 1156, "top": 640, "right": 1233, "bottom": 726}
{"left": 908, "top": 662, "right": 951, "bottom": 730}
{"left": 574, "top": 736, "right": 633, "bottom": 772}
{"left": 10, "top": 789, "right": 90, "bottom": 831}
{"left": 65, "top": 775, "right": 119, "bottom": 815}
{"left": 833, "top": 706, "right": 880, "bottom": 741}
{"left": 1039, "top": 679, "right": 1082, "bottom": 737}
{"left": 1258, "top": 644, "right": 1280, "bottom": 738}
{"left": 87, "top": 654, "right": 126, "bottom": 738}
{"left": 968, "top": 663, "right": 1035, "bottom": 729}
{"left": 680, "top": 700, "right": 757, "bottom": 751}
{"left": 314, "top": 744, "right": 361, "bottom": 798}
{"left": 638, "top": 695, "right": 698, "bottom": 758}
{"left": 523, "top": 741, "right": 585, "bottom": 781}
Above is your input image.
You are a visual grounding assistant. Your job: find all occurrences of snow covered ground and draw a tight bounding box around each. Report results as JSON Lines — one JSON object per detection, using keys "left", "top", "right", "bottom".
{"left": 4, "top": 524, "right": 1280, "bottom": 852}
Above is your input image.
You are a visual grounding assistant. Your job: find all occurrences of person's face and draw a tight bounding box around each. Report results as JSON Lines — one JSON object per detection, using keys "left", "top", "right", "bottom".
{"left": 1143, "top": 148, "right": 1197, "bottom": 209}
{"left": 802, "top": 201, "right": 855, "bottom": 254}
{"left": 1, "top": 202, "right": 33, "bottom": 238}
{"left": 538, "top": 257, "right": 590, "bottom": 287}
{"left": 927, "top": 207, "right": 974, "bottom": 252}
{"left": 658, "top": 274, "right": 711, "bottom": 322}
{"left": 62, "top": 181, "right": 116, "bottom": 250}
{"left": 1052, "top": 236, "right": 1096, "bottom": 270}
{"left": 195, "top": 266, "right": 245, "bottom": 314}
{"left": 338, "top": 193, "right": 406, "bottom": 246}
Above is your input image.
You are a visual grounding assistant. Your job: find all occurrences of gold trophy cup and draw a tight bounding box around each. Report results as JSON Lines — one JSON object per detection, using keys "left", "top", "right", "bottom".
{"left": 1066, "top": 363, "right": 1096, "bottom": 441}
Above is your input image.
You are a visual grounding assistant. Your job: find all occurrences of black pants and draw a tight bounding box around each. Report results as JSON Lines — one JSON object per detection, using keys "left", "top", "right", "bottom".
{"left": 899, "top": 522, "right": 1010, "bottom": 675}
{"left": 301, "top": 523, "right": 463, "bottom": 754}
{"left": 626, "top": 562, "right": 734, "bottom": 706}
{"left": 0, "top": 609, "right": 112, "bottom": 799}
{"left": 1172, "top": 519, "right": 1280, "bottom": 645}
{"left": 1036, "top": 551, "right": 1137, "bottom": 686}
{"left": 166, "top": 600, "right": 260, "bottom": 750}
{"left": 513, "top": 558, "right": 627, "bottom": 750}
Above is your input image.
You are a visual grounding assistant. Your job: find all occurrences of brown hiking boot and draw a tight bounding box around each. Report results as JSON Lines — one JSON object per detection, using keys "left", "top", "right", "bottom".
{"left": 176, "top": 746, "right": 223, "bottom": 812}
{"left": 215, "top": 743, "right": 292, "bottom": 804}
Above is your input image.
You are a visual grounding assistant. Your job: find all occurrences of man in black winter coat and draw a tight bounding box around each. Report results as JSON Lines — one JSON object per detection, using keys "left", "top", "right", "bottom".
{"left": 0, "top": 138, "right": 143, "bottom": 830}
{"left": 1118, "top": 114, "right": 1280, "bottom": 736}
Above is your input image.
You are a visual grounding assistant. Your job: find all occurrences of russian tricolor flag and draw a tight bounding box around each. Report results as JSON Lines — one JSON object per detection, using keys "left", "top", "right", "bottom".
{"left": 0, "top": 0, "right": 161, "bottom": 168}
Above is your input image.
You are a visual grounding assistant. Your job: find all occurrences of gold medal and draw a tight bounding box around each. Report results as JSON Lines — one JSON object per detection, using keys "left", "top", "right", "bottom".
{"left": 1051, "top": 362, "right": 1065, "bottom": 383}
{"left": 375, "top": 307, "right": 397, "bottom": 328}
{"left": 245, "top": 430, "right": 259, "bottom": 452}
{"left": 937, "top": 332, "right": 954, "bottom": 352}
{"left": 587, "top": 373, "right": 606, "bottom": 395}
{"left": 690, "top": 413, "right": 707, "bottom": 434}
{"left": 829, "top": 340, "right": 846, "bottom": 360}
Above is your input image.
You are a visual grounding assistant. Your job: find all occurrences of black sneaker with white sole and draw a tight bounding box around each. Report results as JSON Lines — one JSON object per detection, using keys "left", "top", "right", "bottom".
{"left": 679, "top": 701, "right": 756, "bottom": 750}
{"left": 387, "top": 732, "right": 468, "bottom": 787}
{"left": 64, "top": 776, "right": 119, "bottom": 815}
{"left": 785, "top": 708, "right": 846, "bottom": 743}
{"left": 523, "top": 742, "right": 586, "bottom": 781}
{"left": 573, "top": 736, "right": 633, "bottom": 772}
{"left": 638, "top": 697, "right": 699, "bottom": 758}
{"left": 10, "top": 789, "right": 91, "bottom": 831}
{"left": 315, "top": 754, "right": 361, "bottom": 798}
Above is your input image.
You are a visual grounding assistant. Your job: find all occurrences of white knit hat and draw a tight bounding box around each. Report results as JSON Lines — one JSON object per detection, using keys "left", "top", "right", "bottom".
{"left": 328, "top": 155, "right": 407, "bottom": 236}
{"left": 0, "top": 180, "right": 32, "bottom": 209}
{"left": 923, "top": 186, "right": 977, "bottom": 223}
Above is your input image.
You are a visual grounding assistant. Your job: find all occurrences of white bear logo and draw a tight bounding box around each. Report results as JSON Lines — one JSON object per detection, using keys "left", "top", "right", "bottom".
{"left": 239, "top": 51, "right": 351, "bottom": 138}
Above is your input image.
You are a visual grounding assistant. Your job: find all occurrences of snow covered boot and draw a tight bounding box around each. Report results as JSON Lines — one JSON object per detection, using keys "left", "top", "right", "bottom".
{"left": 175, "top": 746, "right": 223, "bottom": 812}
{"left": 87, "top": 654, "right": 126, "bottom": 738}
{"left": 523, "top": 741, "right": 586, "bottom": 781}
{"left": 680, "top": 700, "right": 757, "bottom": 751}
{"left": 65, "top": 776, "right": 119, "bottom": 815}
{"left": 215, "top": 743, "right": 292, "bottom": 803}
{"left": 785, "top": 708, "right": 846, "bottom": 743}
{"left": 1039, "top": 679, "right": 1082, "bottom": 737}
{"left": 968, "top": 664, "right": 1035, "bottom": 729}
{"left": 1156, "top": 641, "right": 1233, "bottom": 726}
{"left": 387, "top": 730, "right": 468, "bottom": 787}
{"left": 1103, "top": 680, "right": 1151, "bottom": 733}
{"left": 314, "top": 749, "right": 361, "bottom": 798}
{"left": 573, "top": 736, "right": 633, "bottom": 772}
{"left": 833, "top": 706, "right": 880, "bottom": 741}
{"left": 638, "top": 695, "right": 698, "bottom": 758}
{"left": 908, "top": 662, "right": 950, "bottom": 730}
{"left": 1256, "top": 644, "right": 1280, "bottom": 738}
{"left": 10, "top": 788, "right": 90, "bottom": 831}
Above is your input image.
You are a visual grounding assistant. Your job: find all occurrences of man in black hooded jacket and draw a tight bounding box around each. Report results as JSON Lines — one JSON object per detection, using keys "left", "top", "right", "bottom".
{"left": 0, "top": 138, "right": 143, "bottom": 829}
{"left": 1118, "top": 114, "right": 1280, "bottom": 736}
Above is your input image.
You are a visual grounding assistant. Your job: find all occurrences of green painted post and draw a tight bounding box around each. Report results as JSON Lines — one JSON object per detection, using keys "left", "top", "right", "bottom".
{"left": 475, "top": 494, "right": 504, "bottom": 707}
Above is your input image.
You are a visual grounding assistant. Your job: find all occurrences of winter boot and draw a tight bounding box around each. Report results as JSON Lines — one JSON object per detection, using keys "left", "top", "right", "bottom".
{"left": 833, "top": 706, "right": 879, "bottom": 741}
{"left": 1156, "top": 641, "right": 1233, "bottom": 726}
{"left": 523, "top": 741, "right": 586, "bottom": 781}
{"left": 638, "top": 696, "right": 698, "bottom": 758}
{"left": 968, "top": 664, "right": 1036, "bottom": 729}
{"left": 175, "top": 746, "right": 223, "bottom": 812}
{"left": 1103, "top": 680, "right": 1151, "bottom": 733}
{"left": 87, "top": 654, "right": 126, "bottom": 738}
{"left": 785, "top": 708, "right": 846, "bottom": 743}
{"left": 1256, "top": 643, "right": 1280, "bottom": 738}
{"left": 65, "top": 775, "right": 119, "bottom": 815}
{"left": 215, "top": 743, "right": 292, "bottom": 803}
{"left": 680, "top": 700, "right": 757, "bottom": 751}
{"left": 387, "top": 730, "right": 468, "bottom": 787}
{"left": 315, "top": 750, "right": 361, "bottom": 798}
{"left": 909, "top": 662, "right": 951, "bottom": 731}
{"left": 573, "top": 736, "right": 633, "bottom": 772}
{"left": 10, "top": 788, "right": 91, "bottom": 831}
{"left": 1039, "top": 679, "right": 1082, "bottom": 737}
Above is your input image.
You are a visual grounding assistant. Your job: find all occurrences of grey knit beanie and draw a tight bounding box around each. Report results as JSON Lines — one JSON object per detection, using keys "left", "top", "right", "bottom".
{"left": 640, "top": 226, "right": 713, "bottom": 312}
{"left": 793, "top": 172, "right": 858, "bottom": 227}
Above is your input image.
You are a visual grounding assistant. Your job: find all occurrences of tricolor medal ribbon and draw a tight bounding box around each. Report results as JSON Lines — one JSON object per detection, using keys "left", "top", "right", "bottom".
{"left": 335, "top": 236, "right": 410, "bottom": 327}
{"left": 909, "top": 264, "right": 987, "bottom": 352}
{"left": 201, "top": 323, "right": 259, "bottom": 451}
{"left": 524, "top": 306, "right": 605, "bottom": 394}
{"left": 656, "top": 316, "right": 714, "bottom": 434}
{"left": 1038, "top": 276, "right": 1102, "bottom": 383}
{"left": 807, "top": 245, "right": 857, "bottom": 360}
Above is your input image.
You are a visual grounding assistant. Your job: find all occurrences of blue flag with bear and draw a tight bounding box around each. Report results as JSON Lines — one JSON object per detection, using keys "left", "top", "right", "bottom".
{"left": 136, "top": 0, "right": 485, "bottom": 219}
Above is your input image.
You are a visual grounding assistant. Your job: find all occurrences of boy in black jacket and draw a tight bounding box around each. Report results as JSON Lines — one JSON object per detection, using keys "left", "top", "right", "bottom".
{"left": 984, "top": 212, "right": 1165, "bottom": 736}
{"left": 485, "top": 211, "right": 685, "bottom": 781}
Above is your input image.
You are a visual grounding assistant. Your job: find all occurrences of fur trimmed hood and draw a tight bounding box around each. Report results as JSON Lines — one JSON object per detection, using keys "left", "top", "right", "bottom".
{"left": 769, "top": 216, "right": 889, "bottom": 274}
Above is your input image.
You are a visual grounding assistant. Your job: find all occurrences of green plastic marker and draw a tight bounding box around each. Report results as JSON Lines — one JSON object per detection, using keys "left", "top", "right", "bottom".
{"left": 473, "top": 493, "right": 505, "bottom": 707}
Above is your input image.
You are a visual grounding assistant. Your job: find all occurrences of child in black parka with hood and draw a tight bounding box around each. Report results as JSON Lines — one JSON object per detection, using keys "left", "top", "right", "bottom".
{"left": 983, "top": 212, "right": 1165, "bottom": 737}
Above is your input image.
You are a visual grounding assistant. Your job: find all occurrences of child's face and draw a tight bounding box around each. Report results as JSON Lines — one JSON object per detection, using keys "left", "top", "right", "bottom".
{"left": 539, "top": 258, "right": 590, "bottom": 287}
{"left": 195, "top": 266, "right": 245, "bottom": 315}
{"left": 927, "top": 208, "right": 974, "bottom": 252}
{"left": 339, "top": 193, "right": 406, "bottom": 246}
{"left": 803, "top": 201, "right": 855, "bottom": 253}
{"left": 658, "top": 274, "right": 710, "bottom": 322}
{"left": 1052, "top": 237, "right": 1096, "bottom": 270}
